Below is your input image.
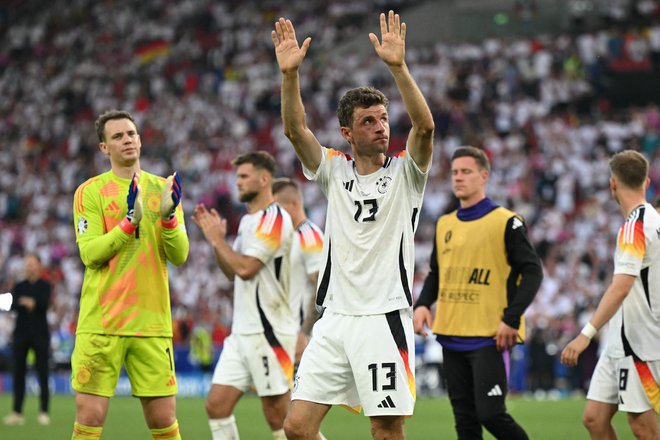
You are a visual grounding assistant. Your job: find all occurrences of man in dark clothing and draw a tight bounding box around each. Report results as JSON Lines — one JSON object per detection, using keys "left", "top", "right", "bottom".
{"left": 413, "top": 146, "right": 543, "bottom": 440}
{"left": 3, "top": 253, "right": 52, "bottom": 426}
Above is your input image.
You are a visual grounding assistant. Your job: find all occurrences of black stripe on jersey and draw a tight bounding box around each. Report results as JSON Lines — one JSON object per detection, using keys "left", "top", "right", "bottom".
{"left": 274, "top": 256, "right": 283, "bottom": 280}
{"left": 411, "top": 207, "right": 419, "bottom": 232}
{"left": 256, "top": 286, "right": 283, "bottom": 349}
{"left": 621, "top": 313, "right": 641, "bottom": 360}
{"left": 383, "top": 156, "right": 392, "bottom": 168}
{"left": 316, "top": 239, "right": 332, "bottom": 306}
{"left": 641, "top": 267, "right": 651, "bottom": 309}
{"left": 385, "top": 309, "right": 408, "bottom": 353}
{"left": 398, "top": 235, "right": 413, "bottom": 306}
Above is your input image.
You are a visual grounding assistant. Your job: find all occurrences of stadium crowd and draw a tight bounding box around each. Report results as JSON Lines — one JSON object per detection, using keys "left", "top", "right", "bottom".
{"left": 0, "top": 0, "right": 659, "bottom": 395}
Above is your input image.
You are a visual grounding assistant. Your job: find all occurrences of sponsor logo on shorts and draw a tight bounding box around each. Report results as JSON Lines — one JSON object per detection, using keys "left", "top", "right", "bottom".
{"left": 377, "top": 395, "right": 396, "bottom": 408}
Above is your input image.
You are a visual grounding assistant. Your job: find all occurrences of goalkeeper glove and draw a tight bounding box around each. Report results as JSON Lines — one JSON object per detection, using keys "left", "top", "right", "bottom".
{"left": 160, "top": 172, "right": 182, "bottom": 221}
{"left": 126, "top": 172, "right": 143, "bottom": 226}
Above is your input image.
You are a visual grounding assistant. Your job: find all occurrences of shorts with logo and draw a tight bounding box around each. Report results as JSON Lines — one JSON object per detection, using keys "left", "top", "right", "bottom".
{"left": 587, "top": 354, "right": 660, "bottom": 413}
{"left": 292, "top": 309, "right": 416, "bottom": 417}
{"left": 212, "top": 332, "right": 296, "bottom": 397}
{"left": 71, "top": 333, "right": 177, "bottom": 397}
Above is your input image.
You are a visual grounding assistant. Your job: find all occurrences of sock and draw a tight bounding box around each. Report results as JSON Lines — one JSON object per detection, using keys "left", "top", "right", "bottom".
{"left": 209, "top": 415, "right": 240, "bottom": 440}
{"left": 272, "top": 428, "right": 286, "bottom": 439}
{"left": 71, "top": 422, "right": 103, "bottom": 439}
{"left": 150, "top": 420, "right": 181, "bottom": 439}
{"left": 320, "top": 433, "right": 328, "bottom": 440}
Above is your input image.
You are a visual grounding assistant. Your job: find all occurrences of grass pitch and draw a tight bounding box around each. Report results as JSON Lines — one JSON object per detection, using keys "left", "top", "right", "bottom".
{"left": 0, "top": 393, "right": 637, "bottom": 439}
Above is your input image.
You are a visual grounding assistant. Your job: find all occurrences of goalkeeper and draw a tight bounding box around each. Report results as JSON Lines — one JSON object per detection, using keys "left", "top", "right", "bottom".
{"left": 70, "top": 110, "right": 188, "bottom": 440}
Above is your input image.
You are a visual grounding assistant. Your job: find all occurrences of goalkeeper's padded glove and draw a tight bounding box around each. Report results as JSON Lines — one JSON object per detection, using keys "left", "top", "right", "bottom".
{"left": 160, "top": 171, "right": 182, "bottom": 221}
{"left": 126, "top": 172, "right": 143, "bottom": 226}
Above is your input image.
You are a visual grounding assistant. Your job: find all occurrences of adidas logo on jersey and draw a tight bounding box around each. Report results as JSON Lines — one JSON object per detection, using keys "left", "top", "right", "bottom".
{"left": 377, "top": 395, "right": 396, "bottom": 409}
{"left": 487, "top": 385, "right": 503, "bottom": 396}
{"left": 343, "top": 180, "right": 354, "bottom": 192}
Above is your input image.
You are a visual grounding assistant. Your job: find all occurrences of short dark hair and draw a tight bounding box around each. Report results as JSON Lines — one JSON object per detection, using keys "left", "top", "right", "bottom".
{"left": 272, "top": 177, "right": 300, "bottom": 195}
{"left": 337, "top": 86, "right": 389, "bottom": 128}
{"left": 95, "top": 110, "right": 137, "bottom": 142}
{"left": 451, "top": 146, "right": 491, "bottom": 173}
{"left": 232, "top": 151, "right": 277, "bottom": 175}
{"left": 609, "top": 150, "right": 648, "bottom": 189}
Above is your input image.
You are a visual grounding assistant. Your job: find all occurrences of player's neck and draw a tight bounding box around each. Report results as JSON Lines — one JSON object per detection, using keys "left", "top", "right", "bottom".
{"left": 111, "top": 161, "right": 140, "bottom": 179}
{"left": 354, "top": 155, "right": 385, "bottom": 176}
{"left": 620, "top": 194, "right": 646, "bottom": 218}
{"left": 247, "top": 192, "right": 274, "bottom": 214}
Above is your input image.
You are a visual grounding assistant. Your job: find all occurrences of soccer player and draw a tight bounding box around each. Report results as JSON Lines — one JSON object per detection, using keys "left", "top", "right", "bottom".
{"left": 192, "top": 151, "right": 295, "bottom": 440}
{"left": 561, "top": 150, "right": 660, "bottom": 440}
{"left": 272, "top": 177, "right": 324, "bottom": 364}
{"left": 3, "top": 253, "right": 52, "bottom": 426}
{"left": 413, "top": 146, "right": 543, "bottom": 440}
{"left": 273, "top": 10, "right": 434, "bottom": 440}
{"left": 71, "top": 110, "right": 188, "bottom": 440}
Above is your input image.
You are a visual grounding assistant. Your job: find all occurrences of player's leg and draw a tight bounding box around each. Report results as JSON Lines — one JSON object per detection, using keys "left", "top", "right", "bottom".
{"left": 617, "top": 357, "right": 660, "bottom": 440}
{"left": 251, "top": 331, "right": 297, "bottom": 437}
{"left": 283, "top": 400, "right": 331, "bottom": 440}
{"left": 349, "top": 310, "right": 416, "bottom": 439}
{"left": 581, "top": 400, "right": 619, "bottom": 439}
{"left": 206, "top": 334, "right": 253, "bottom": 439}
{"left": 125, "top": 337, "right": 181, "bottom": 439}
{"left": 286, "top": 311, "right": 354, "bottom": 439}
{"left": 70, "top": 334, "right": 124, "bottom": 439}
{"left": 583, "top": 354, "right": 620, "bottom": 440}
{"left": 370, "top": 415, "right": 404, "bottom": 440}
{"left": 443, "top": 347, "right": 482, "bottom": 439}
{"left": 260, "top": 391, "right": 290, "bottom": 431}
{"left": 627, "top": 409, "right": 660, "bottom": 440}
{"left": 471, "top": 346, "right": 528, "bottom": 440}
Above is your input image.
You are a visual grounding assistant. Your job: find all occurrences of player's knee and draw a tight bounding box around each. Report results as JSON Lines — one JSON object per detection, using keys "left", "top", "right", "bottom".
{"left": 370, "top": 416, "right": 404, "bottom": 439}
{"left": 582, "top": 409, "right": 602, "bottom": 432}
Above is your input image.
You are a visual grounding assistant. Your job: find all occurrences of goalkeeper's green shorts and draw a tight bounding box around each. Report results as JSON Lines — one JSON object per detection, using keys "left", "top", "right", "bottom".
{"left": 71, "top": 333, "right": 178, "bottom": 397}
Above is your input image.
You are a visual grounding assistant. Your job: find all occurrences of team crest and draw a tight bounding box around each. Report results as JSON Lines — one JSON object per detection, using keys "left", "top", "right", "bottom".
{"left": 376, "top": 176, "right": 392, "bottom": 194}
{"left": 77, "top": 217, "right": 88, "bottom": 235}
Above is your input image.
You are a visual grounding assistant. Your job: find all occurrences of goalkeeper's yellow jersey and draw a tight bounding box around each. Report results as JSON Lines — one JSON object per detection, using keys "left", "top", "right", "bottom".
{"left": 72, "top": 169, "right": 188, "bottom": 337}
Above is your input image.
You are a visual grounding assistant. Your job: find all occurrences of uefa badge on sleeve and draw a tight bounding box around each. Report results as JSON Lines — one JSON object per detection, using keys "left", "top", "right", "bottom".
{"left": 78, "top": 217, "right": 88, "bottom": 235}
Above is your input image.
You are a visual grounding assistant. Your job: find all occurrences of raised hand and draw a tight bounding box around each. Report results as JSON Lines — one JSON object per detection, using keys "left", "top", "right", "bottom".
{"left": 368, "top": 10, "right": 406, "bottom": 68}
{"left": 126, "top": 172, "right": 143, "bottom": 226}
{"left": 160, "top": 172, "right": 182, "bottom": 221}
{"left": 192, "top": 203, "right": 227, "bottom": 247}
{"left": 271, "top": 17, "right": 311, "bottom": 74}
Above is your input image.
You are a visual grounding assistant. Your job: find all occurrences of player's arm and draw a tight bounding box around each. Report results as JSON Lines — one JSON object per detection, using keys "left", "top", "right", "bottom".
{"left": 272, "top": 17, "right": 323, "bottom": 173}
{"left": 369, "top": 11, "right": 434, "bottom": 172}
{"left": 192, "top": 204, "right": 263, "bottom": 280}
{"left": 497, "top": 216, "right": 543, "bottom": 350}
{"left": 73, "top": 182, "right": 135, "bottom": 269}
{"left": 413, "top": 232, "right": 439, "bottom": 336}
{"left": 300, "top": 271, "right": 320, "bottom": 335}
{"left": 501, "top": 217, "right": 543, "bottom": 329}
{"left": 34, "top": 282, "right": 51, "bottom": 312}
{"left": 560, "top": 274, "right": 635, "bottom": 367}
{"left": 160, "top": 173, "right": 189, "bottom": 266}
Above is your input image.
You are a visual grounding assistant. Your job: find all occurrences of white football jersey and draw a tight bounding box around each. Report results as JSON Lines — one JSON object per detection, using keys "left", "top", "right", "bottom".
{"left": 289, "top": 219, "right": 324, "bottom": 325}
{"left": 231, "top": 203, "right": 296, "bottom": 335}
{"left": 303, "top": 147, "right": 428, "bottom": 315}
{"left": 605, "top": 203, "right": 660, "bottom": 360}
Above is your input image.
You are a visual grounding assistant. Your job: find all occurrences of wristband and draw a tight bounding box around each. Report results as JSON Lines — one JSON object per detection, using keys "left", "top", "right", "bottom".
{"left": 581, "top": 322, "right": 597, "bottom": 339}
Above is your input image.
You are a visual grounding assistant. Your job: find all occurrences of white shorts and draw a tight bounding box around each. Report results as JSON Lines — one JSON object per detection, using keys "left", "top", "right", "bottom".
{"left": 212, "top": 332, "right": 296, "bottom": 397}
{"left": 587, "top": 354, "right": 660, "bottom": 413}
{"left": 292, "top": 309, "right": 416, "bottom": 417}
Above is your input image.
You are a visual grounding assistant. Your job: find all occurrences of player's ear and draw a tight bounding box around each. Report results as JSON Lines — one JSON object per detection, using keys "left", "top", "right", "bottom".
{"left": 340, "top": 126, "right": 352, "bottom": 143}
{"left": 99, "top": 142, "right": 108, "bottom": 155}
